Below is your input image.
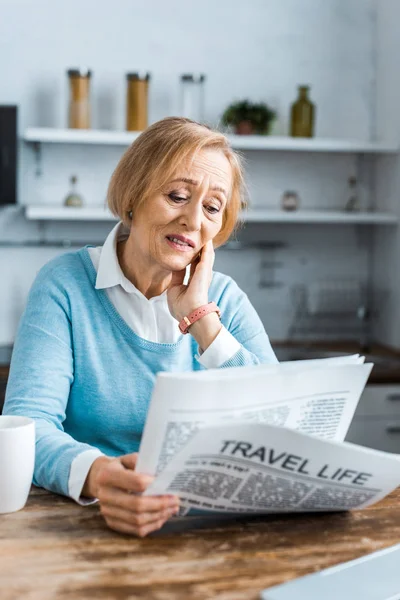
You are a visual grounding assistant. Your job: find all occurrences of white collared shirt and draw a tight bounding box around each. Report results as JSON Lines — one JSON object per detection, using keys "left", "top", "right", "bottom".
{"left": 68, "top": 222, "right": 241, "bottom": 504}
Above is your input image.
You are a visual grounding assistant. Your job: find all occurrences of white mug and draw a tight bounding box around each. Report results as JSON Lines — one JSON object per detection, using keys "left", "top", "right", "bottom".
{"left": 0, "top": 416, "right": 35, "bottom": 514}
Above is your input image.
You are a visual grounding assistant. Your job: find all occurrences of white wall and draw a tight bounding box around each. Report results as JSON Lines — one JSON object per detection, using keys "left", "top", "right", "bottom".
{"left": 0, "top": 0, "right": 374, "bottom": 136}
{"left": 0, "top": 0, "right": 379, "bottom": 345}
{"left": 372, "top": 0, "right": 400, "bottom": 348}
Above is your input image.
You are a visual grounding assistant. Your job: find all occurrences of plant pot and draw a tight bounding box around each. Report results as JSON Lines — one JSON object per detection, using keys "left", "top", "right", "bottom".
{"left": 235, "top": 120, "right": 254, "bottom": 135}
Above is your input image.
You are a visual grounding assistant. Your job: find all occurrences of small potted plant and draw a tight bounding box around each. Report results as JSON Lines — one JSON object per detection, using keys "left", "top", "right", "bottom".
{"left": 221, "top": 99, "right": 276, "bottom": 135}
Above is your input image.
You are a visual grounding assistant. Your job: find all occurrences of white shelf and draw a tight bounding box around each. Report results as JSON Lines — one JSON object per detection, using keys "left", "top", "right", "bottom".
{"left": 230, "top": 136, "right": 398, "bottom": 153}
{"left": 25, "top": 205, "right": 118, "bottom": 221}
{"left": 25, "top": 205, "right": 398, "bottom": 225}
{"left": 23, "top": 127, "right": 398, "bottom": 154}
{"left": 244, "top": 209, "right": 398, "bottom": 224}
{"left": 24, "top": 128, "right": 141, "bottom": 146}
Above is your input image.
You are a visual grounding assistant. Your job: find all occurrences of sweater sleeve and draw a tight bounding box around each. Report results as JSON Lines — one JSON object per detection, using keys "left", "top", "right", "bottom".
{"left": 3, "top": 261, "right": 102, "bottom": 498}
{"left": 212, "top": 275, "right": 278, "bottom": 368}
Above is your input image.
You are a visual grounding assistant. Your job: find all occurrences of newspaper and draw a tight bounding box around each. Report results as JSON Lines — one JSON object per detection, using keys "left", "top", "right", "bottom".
{"left": 145, "top": 423, "right": 400, "bottom": 513}
{"left": 137, "top": 357, "right": 400, "bottom": 514}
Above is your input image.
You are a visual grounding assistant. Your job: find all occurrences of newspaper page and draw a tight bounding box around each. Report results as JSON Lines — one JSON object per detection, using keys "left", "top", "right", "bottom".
{"left": 144, "top": 422, "right": 400, "bottom": 514}
{"left": 136, "top": 357, "right": 371, "bottom": 477}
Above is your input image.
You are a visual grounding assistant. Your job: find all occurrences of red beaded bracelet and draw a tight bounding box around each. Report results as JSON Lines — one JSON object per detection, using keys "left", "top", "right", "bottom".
{"left": 178, "top": 302, "right": 221, "bottom": 334}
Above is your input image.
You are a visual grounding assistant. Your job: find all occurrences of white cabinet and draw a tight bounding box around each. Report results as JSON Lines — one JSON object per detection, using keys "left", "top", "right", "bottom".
{"left": 346, "top": 385, "right": 400, "bottom": 453}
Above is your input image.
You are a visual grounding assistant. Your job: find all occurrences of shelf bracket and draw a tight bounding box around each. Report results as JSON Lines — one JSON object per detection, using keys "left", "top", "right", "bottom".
{"left": 37, "top": 219, "right": 46, "bottom": 244}
{"left": 356, "top": 152, "right": 375, "bottom": 211}
{"left": 33, "top": 142, "right": 42, "bottom": 177}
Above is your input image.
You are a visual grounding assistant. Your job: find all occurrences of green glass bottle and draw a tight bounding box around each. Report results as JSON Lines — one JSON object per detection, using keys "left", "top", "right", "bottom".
{"left": 290, "top": 85, "right": 315, "bottom": 137}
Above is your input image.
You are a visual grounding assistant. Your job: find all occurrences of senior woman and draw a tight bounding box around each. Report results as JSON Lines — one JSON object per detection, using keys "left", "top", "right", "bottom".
{"left": 4, "top": 117, "right": 277, "bottom": 536}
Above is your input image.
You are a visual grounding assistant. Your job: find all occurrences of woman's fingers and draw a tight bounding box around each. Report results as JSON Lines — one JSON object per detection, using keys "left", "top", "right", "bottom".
{"left": 199, "top": 241, "right": 215, "bottom": 272}
{"left": 99, "top": 486, "right": 179, "bottom": 514}
{"left": 191, "top": 241, "right": 215, "bottom": 287}
{"left": 106, "top": 516, "right": 168, "bottom": 537}
{"left": 188, "top": 255, "right": 200, "bottom": 284}
{"left": 100, "top": 503, "right": 178, "bottom": 528}
{"left": 97, "top": 459, "right": 153, "bottom": 493}
{"left": 96, "top": 452, "right": 180, "bottom": 537}
{"left": 120, "top": 453, "right": 138, "bottom": 470}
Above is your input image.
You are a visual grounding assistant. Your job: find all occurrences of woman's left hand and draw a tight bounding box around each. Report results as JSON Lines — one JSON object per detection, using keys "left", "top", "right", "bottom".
{"left": 167, "top": 239, "right": 215, "bottom": 322}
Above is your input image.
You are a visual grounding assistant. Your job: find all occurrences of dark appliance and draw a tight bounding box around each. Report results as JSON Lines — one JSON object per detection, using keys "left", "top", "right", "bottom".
{"left": 0, "top": 105, "right": 17, "bottom": 206}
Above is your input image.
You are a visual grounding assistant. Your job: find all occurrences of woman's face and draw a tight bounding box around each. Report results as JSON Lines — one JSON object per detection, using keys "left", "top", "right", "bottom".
{"left": 130, "top": 148, "right": 232, "bottom": 272}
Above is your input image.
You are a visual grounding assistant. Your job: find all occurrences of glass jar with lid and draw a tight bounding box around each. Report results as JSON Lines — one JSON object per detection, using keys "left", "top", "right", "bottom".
{"left": 67, "top": 68, "right": 91, "bottom": 129}
{"left": 126, "top": 72, "right": 150, "bottom": 131}
{"left": 180, "top": 74, "right": 206, "bottom": 123}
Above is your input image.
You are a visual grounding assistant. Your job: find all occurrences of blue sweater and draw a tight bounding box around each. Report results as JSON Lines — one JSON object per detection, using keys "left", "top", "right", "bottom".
{"left": 4, "top": 248, "right": 277, "bottom": 497}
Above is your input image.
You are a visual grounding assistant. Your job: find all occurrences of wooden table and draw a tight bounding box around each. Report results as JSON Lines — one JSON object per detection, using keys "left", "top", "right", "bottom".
{"left": 1, "top": 486, "right": 399, "bottom": 600}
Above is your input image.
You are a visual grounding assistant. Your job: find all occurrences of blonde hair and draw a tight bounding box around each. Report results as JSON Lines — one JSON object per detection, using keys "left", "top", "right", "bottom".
{"left": 107, "top": 117, "right": 246, "bottom": 247}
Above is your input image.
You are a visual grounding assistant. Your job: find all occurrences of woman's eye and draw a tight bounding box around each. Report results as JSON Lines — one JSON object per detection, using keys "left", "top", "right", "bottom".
{"left": 206, "top": 204, "right": 221, "bottom": 214}
{"left": 168, "top": 193, "right": 187, "bottom": 203}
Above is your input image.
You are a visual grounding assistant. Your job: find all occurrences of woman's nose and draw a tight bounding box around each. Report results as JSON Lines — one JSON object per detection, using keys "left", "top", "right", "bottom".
{"left": 181, "top": 203, "right": 202, "bottom": 231}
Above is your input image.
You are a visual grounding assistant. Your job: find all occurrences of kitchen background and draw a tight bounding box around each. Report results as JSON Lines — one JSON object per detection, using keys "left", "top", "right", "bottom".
{"left": 1, "top": 0, "right": 400, "bottom": 449}
{"left": 0, "top": 0, "right": 398, "bottom": 344}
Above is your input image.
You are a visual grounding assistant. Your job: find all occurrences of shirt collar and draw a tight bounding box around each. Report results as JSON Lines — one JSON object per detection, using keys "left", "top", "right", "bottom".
{"left": 95, "top": 222, "right": 139, "bottom": 294}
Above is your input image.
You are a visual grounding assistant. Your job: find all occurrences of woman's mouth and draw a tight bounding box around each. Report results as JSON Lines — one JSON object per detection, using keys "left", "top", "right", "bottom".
{"left": 166, "top": 235, "right": 195, "bottom": 252}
